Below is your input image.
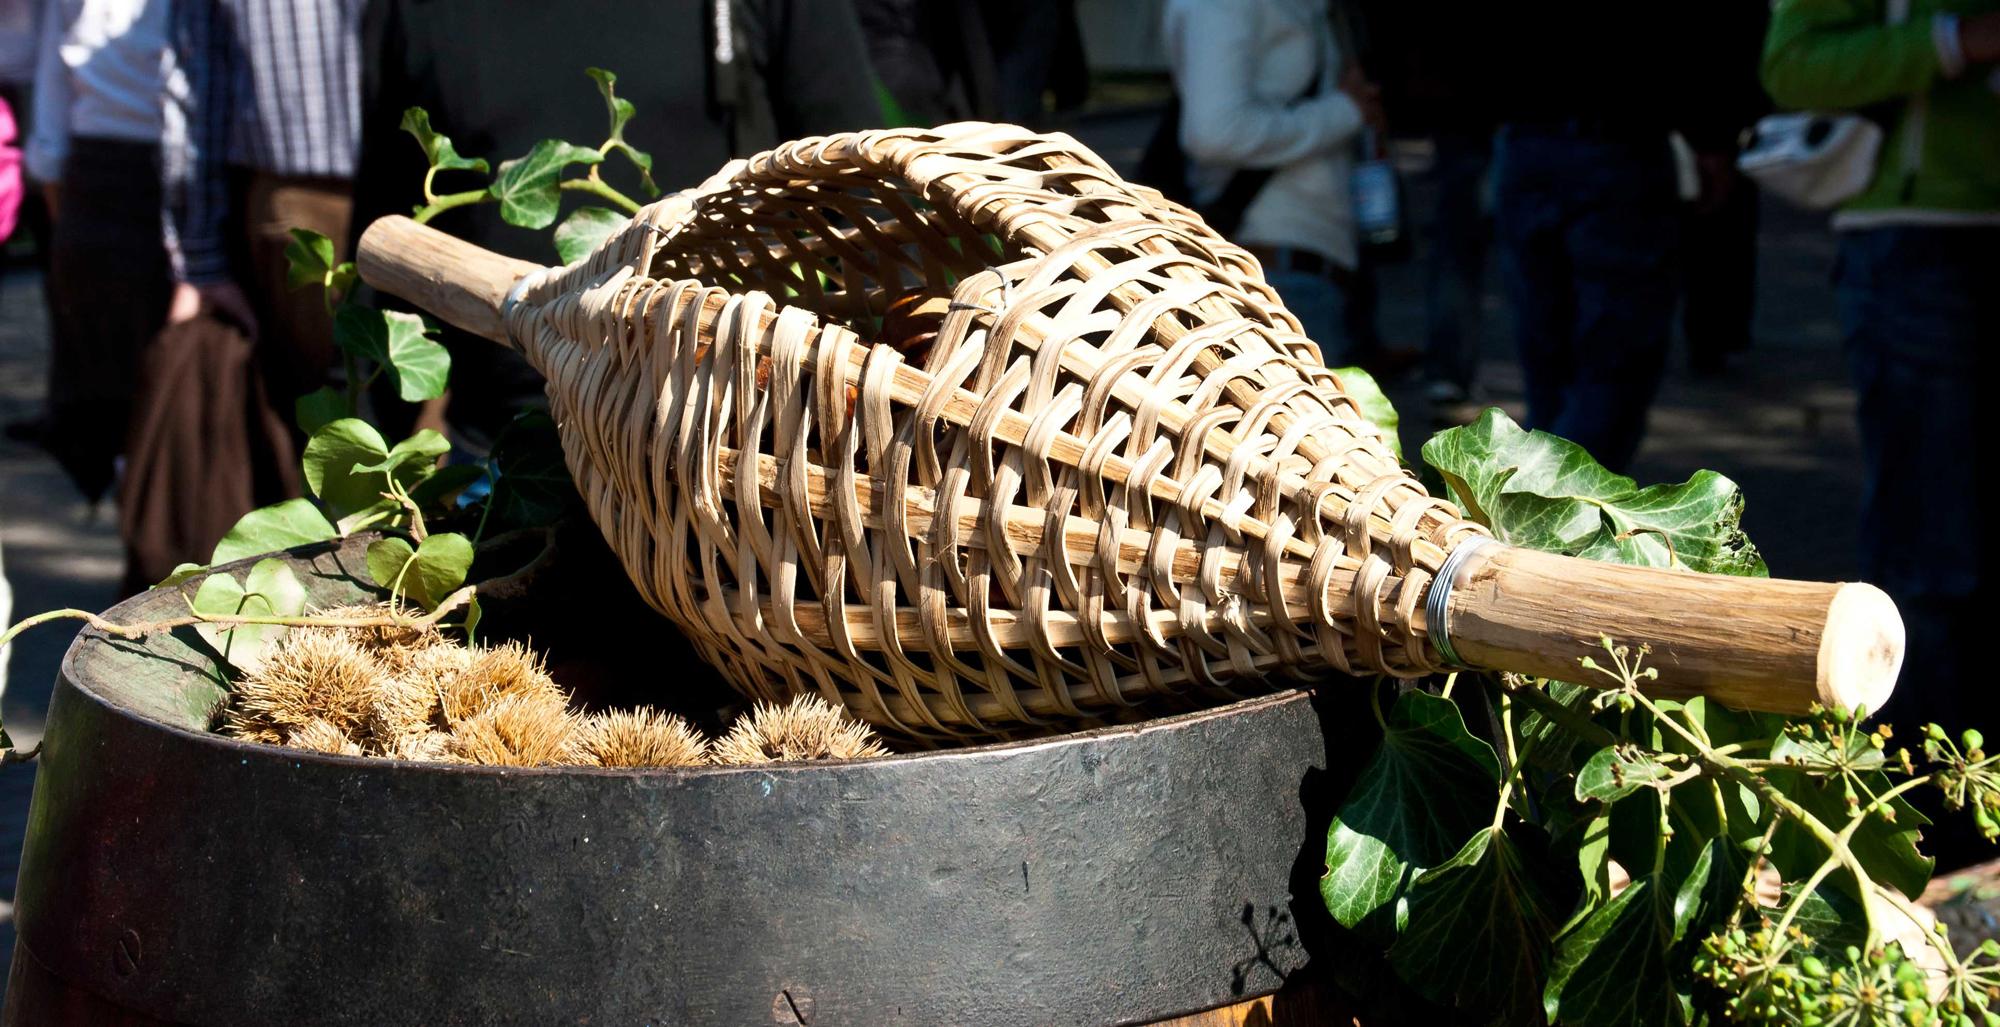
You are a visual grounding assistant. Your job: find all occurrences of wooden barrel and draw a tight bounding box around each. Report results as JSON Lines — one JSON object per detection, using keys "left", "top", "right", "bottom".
{"left": 5, "top": 537, "right": 1355, "bottom": 1026}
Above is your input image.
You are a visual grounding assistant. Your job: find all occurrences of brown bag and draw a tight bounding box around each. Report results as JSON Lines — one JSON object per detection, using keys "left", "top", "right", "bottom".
{"left": 118, "top": 313, "right": 301, "bottom": 593}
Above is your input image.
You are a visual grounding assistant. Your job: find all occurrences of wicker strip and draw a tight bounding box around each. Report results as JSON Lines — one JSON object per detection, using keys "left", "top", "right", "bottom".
{"left": 501, "top": 123, "right": 1489, "bottom": 741}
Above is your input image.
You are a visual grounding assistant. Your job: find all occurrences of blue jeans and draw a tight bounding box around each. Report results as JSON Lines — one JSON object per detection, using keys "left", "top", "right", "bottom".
{"left": 1494, "top": 128, "right": 1679, "bottom": 471}
{"left": 1267, "top": 268, "right": 1356, "bottom": 366}
{"left": 1836, "top": 226, "right": 1995, "bottom": 732}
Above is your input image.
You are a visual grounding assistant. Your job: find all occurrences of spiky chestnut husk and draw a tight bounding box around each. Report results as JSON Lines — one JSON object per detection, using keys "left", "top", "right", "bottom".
{"left": 711, "top": 695, "right": 891, "bottom": 765}
{"left": 364, "top": 675, "right": 440, "bottom": 752}
{"left": 223, "top": 629, "right": 382, "bottom": 741}
{"left": 577, "top": 708, "right": 709, "bottom": 768}
{"left": 446, "top": 692, "right": 584, "bottom": 767}
{"left": 287, "top": 718, "right": 364, "bottom": 757}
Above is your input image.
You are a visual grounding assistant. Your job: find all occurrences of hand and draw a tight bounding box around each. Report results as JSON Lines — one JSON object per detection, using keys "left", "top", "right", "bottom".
{"left": 1961, "top": 11, "right": 2000, "bottom": 65}
{"left": 1340, "top": 66, "right": 1387, "bottom": 135}
{"left": 167, "top": 280, "right": 260, "bottom": 336}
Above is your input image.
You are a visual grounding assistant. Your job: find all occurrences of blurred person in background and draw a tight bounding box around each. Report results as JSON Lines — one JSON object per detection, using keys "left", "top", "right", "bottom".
{"left": 1762, "top": 0, "right": 2000, "bottom": 742}
{"left": 165, "top": 0, "right": 363, "bottom": 410}
{"left": 25, "top": 0, "right": 172, "bottom": 504}
{"left": 1161, "top": 0, "right": 1385, "bottom": 366}
{"left": 1354, "top": 0, "right": 1496, "bottom": 412}
{"left": 1, "top": 79, "right": 18, "bottom": 702}
{"left": 1489, "top": 3, "right": 1742, "bottom": 472}
{"left": 0, "top": 0, "right": 54, "bottom": 445}
{"left": 351, "top": 0, "right": 881, "bottom": 449}
{"left": 1681, "top": 4, "right": 1773, "bottom": 378}
{"left": 854, "top": 0, "right": 996, "bottom": 126}
{"left": 976, "top": 0, "right": 1086, "bottom": 128}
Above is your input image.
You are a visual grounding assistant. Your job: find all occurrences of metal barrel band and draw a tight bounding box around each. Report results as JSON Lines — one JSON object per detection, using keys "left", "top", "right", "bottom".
{"left": 1425, "top": 536, "right": 1496, "bottom": 669}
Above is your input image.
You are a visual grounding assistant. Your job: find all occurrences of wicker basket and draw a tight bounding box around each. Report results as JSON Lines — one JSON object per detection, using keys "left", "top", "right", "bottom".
{"left": 359, "top": 123, "right": 1902, "bottom": 741}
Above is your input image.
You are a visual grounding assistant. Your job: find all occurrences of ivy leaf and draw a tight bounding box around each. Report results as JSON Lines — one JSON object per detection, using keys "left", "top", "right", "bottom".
{"left": 409, "top": 463, "right": 485, "bottom": 510}
{"left": 1388, "top": 826, "right": 1569, "bottom": 1021}
{"left": 353, "top": 430, "right": 451, "bottom": 487}
{"left": 1421, "top": 409, "right": 1766, "bottom": 577}
{"left": 1544, "top": 876, "right": 1683, "bottom": 1027}
{"left": 1321, "top": 690, "right": 1500, "bottom": 930}
{"left": 1331, "top": 366, "right": 1401, "bottom": 460}
{"left": 210, "top": 498, "right": 339, "bottom": 565}
{"left": 156, "top": 563, "right": 206, "bottom": 588}
{"left": 1671, "top": 837, "right": 1748, "bottom": 947}
{"left": 1774, "top": 881, "right": 1870, "bottom": 952}
{"left": 1576, "top": 745, "right": 1676, "bottom": 803}
{"left": 400, "top": 106, "right": 489, "bottom": 174}
{"left": 365, "top": 533, "right": 473, "bottom": 610}
{"left": 1766, "top": 765, "right": 1931, "bottom": 900}
{"left": 333, "top": 306, "right": 450, "bottom": 402}
{"left": 302, "top": 419, "right": 394, "bottom": 525}
{"left": 190, "top": 558, "right": 307, "bottom": 674}
{"left": 586, "top": 67, "right": 657, "bottom": 196}
{"left": 487, "top": 411, "right": 578, "bottom": 529}
{"left": 1572, "top": 811, "right": 1615, "bottom": 926}
{"left": 294, "top": 386, "right": 351, "bottom": 436}
{"left": 488, "top": 139, "right": 603, "bottom": 230}
{"left": 281, "top": 228, "right": 355, "bottom": 296}
{"left": 553, "top": 205, "right": 625, "bottom": 264}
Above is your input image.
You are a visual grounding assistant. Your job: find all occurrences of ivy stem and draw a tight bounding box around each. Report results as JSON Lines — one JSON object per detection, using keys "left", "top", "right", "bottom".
{"left": 413, "top": 189, "right": 489, "bottom": 225}
{"left": 559, "top": 177, "right": 641, "bottom": 214}
{"left": 0, "top": 589, "right": 479, "bottom": 654}
{"left": 1509, "top": 683, "right": 1619, "bottom": 749}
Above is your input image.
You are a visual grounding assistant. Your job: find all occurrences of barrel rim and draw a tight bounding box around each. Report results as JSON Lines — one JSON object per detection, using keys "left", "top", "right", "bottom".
{"left": 58, "top": 535, "right": 1316, "bottom": 779}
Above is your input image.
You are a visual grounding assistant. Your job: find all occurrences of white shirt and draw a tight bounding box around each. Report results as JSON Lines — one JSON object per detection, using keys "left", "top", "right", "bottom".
{"left": 25, "top": 0, "right": 169, "bottom": 182}
{"left": 1164, "top": 0, "right": 1364, "bottom": 268}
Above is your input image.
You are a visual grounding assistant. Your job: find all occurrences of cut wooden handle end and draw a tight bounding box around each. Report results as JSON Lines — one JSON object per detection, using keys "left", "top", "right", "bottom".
{"left": 1440, "top": 545, "right": 1904, "bottom": 717}
{"left": 356, "top": 215, "right": 545, "bottom": 346}
{"left": 1816, "top": 581, "right": 1903, "bottom": 717}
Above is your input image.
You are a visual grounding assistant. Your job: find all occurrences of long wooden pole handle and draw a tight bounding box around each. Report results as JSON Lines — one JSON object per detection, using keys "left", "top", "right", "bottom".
{"left": 1441, "top": 544, "right": 1903, "bottom": 716}
{"left": 356, "top": 215, "right": 545, "bottom": 345}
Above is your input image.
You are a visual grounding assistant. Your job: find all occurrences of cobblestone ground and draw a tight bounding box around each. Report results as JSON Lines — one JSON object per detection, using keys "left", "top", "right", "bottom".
{"left": 0, "top": 118, "right": 1864, "bottom": 1003}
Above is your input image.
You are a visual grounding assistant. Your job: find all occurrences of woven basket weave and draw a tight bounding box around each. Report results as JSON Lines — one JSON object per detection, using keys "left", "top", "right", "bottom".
{"left": 360, "top": 121, "right": 1904, "bottom": 739}
{"left": 492, "top": 122, "right": 1487, "bottom": 741}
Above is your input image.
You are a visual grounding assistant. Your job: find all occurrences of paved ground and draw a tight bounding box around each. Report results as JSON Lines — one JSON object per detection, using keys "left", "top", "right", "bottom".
{"left": 0, "top": 117, "right": 1866, "bottom": 1001}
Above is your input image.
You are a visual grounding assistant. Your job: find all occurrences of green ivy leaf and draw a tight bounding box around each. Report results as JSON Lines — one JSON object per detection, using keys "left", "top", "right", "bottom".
{"left": 1331, "top": 365, "right": 1401, "bottom": 460}
{"left": 586, "top": 67, "right": 657, "bottom": 196}
{"left": 333, "top": 306, "right": 450, "bottom": 402}
{"left": 294, "top": 386, "right": 351, "bottom": 436}
{"left": 353, "top": 430, "right": 451, "bottom": 486}
{"left": 1544, "top": 876, "right": 1683, "bottom": 1027}
{"left": 488, "top": 139, "right": 603, "bottom": 230}
{"left": 365, "top": 533, "right": 473, "bottom": 610}
{"left": 190, "top": 558, "right": 307, "bottom": 673}
{"left": 400, "top": 106, "right": 489, "bottom": 174}
{"left": 487, "top": 411, "right": 578, "bottom": 529}
{"left": 210, "top": 498, "right": 339, "bottom": 565}
{"left": 302, "top": 419, "right": 394, "bottom": 526}
{"left": 553, "top": 205, "right": 625, "bottom": 264}
{"left": 1576, "top": 745, "right": 1676, "bottom": 803}
{"left": 1388, "top": 827, "right": 1569, "bottom": 1021}
{"left": 1671, "top": 837, "right": 1748, "bottom": 947}
{"left": 282, "top": 228, "right": 340, "bottom": 291}
{"left": 1774, "top": 881, "right": 1870, "bottom": 952}
{"left": 408, "top": 463, "right": 485, "bottom": 510}
{"left": 1321, "top": 690, "right": 1500, "bottom": 930}
{"left": 1421, "top": 409, "right": 1766, "bottom": 577}
{"left": 156, "top": 563, "right": 206, "bottom": 588}
{"left": 1766, "top": 765, "right": 1931, "bottom": 900}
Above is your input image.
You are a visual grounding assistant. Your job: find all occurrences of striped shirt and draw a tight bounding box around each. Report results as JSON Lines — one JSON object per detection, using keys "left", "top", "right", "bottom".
{"left": 165, "top": 0, "right": 361, "bottom": 282}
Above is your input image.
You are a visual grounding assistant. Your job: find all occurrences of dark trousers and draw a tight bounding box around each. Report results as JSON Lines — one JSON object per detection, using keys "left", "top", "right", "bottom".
{"left": 1836, "top": 226, "right": 1994, "bottom": 734}
{"left": 1494, "top": 127, "right": 1679, "bottom": 472}
{"left": 1681, "top": 172, "right": 1759, "bottom": 370}
{"left": 1423, "top": 129, "right": 1493, "bottom": 391}
{"left": 45, "top": 138, "right": 173, "bottom": 502}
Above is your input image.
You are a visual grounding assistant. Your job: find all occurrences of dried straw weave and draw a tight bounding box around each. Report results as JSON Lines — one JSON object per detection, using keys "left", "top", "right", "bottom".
{"left": 501, "top": 122, "right": 1489, "bottom": 742}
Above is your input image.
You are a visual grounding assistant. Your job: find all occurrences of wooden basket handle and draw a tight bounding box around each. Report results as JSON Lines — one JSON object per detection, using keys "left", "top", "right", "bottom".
{"left": 1435, "top": 543, "right": 1903, "bottom": 716}
{"left": 356, "top": 215, "right": 545, "bottom": 345}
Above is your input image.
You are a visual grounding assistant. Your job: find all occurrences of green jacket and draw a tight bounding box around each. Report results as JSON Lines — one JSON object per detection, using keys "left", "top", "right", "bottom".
{"left": 1763, "top": 0, "right": 2000, "bottom": 220}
